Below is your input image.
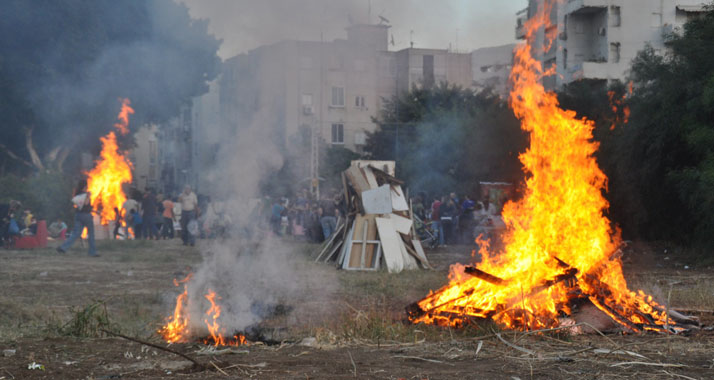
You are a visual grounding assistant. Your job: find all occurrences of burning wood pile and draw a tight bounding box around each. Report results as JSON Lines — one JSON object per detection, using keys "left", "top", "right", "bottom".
{"left": 84, "top": 98, "right": 134, "bottom": 238}
{"left": 407, "top": 2, "right": 696, "bottom": 334}
{"left": 314, "top": 161, "right": 431, "bottom": 272}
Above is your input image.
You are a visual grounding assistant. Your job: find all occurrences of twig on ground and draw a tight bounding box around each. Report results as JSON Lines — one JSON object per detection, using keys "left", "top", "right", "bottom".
{"left": 392, "top": 355, "right": 453, "bottom": 365}
{"left": 1, "top": 368, "right": 15, "bottom": 380}
{"left": 210, "top": 361, "right": 229, "bottom": 376}
{"left": 496, "top": 333, "right": 535, "bottom": 356}
{"left": 610, "top": 361, "right": 686, "bottom": 368}
{"left": 347, "top": 351, "right": 357, "bottom": 377}
{"left": 475, "top": 340, "right": 484, "bottom": 358}
{"left": 662, "top": 370, "right": 698, "bottom": 380}
{"left": 99, "top": 328, "right": 205, "bottom": 370}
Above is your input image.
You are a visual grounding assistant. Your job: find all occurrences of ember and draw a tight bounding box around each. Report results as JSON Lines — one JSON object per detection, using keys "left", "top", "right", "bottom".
{"left": 408, "top": 1, "right": 680, "bottom": 333}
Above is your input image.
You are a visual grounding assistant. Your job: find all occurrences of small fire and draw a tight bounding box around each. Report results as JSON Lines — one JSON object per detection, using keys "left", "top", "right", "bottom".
{"left": 410, "top": 1, "right": 673, "bottom": 333}
{"left": 86, "top": 98, "right": 134, "bottom": 224}
{"left": 159, "top": 275, "right": 248, "bottom": 346}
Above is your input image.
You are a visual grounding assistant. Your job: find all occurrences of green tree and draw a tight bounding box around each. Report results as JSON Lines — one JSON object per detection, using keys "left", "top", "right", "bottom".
{"left": 0, "top": 0, "right": 221, "bottom": 175}
{"left": 559, "top": 5, "right": 714, "bottom": 249}
{"left": 364, "top": 83, "right": 526, "bottom": 196}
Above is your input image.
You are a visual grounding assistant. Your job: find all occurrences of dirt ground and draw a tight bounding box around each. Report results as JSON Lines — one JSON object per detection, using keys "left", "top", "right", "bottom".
{"left": 1, "top": 238, "right": 713, "bottom": 379}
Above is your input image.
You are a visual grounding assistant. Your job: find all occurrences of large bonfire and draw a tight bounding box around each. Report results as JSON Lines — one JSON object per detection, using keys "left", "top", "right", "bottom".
{"left": 409, "top": 2, "right": 673, "bottom": 333}
{"left": 86, "top": 98, "right": 134, "bottom": 224}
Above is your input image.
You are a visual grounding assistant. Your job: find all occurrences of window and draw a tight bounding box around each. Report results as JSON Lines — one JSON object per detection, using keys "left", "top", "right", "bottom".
{"left": 609, "top": 43, "right": 620, "bottom": 63}
{"left": 651, "top": 12, "right": 662, "bottom": 27}
{"left": 610, "top": 6, "right": 621, "bottom": 27}
{"left": 331, "top": 87, "right": 344, "bottom": 107}
{"left": 563, "top": 49, "right": 568, "bottom": 69}
{"left": 355, "top": 95, "right": 365, "bottom": 108}
{"left": 331, "top": 123, "right": 344, "bottom": 144}
{"left": 301, "top": 94, "right": 312, "bottom": 106}
{"left": 423, "top": 55, "right": 435, "bottom": 87}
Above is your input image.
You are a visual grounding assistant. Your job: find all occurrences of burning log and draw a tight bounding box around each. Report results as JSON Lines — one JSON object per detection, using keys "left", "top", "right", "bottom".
{"left": 463, "top": 266, "right": 506, "bottom": 285}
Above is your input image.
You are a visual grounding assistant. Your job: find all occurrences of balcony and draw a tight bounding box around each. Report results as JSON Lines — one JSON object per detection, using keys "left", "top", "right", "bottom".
{"left": 565, "top": 0, "right": 608, "bottom": 15}
{"left": 565, "top": 61, "right": 609, "bottom": 83}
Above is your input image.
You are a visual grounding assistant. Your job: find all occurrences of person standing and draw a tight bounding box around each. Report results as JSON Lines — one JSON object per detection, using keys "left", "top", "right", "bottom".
{"left": 431, "top": 196, "right": 444, "bottom": 247}
{"left": 122, "top": 194, "right": 140, "bottom": 239}
{"left": 320, "top": 194, "right": 338, "bottom": 240}
{"left": 179, "top": 185, "right": 198, "bottom": 246}
{"left": 161, "top": 195, "right": 175, "bottom": 239}
{"left": 141, "top": 189, "right": 159, "bottom": 239}
{"left": 57, "top": 179, "right": 98, "bottom": 257}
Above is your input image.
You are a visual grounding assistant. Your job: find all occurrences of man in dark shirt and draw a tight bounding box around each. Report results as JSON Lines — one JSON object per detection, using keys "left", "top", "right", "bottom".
{"left": 141, "top": 190, "right": 159, "bottom": 240}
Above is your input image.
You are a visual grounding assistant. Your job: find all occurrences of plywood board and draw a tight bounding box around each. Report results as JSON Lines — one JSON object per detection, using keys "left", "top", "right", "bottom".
{"left": 375, "top": 217, "right": 405, "bottom": 273}
{"left": 351, "top": 160, "right": 396, "bottom": 176}
{"left": 391, "top": 185, "right": 409, "bottom": 211}
{"left": 388, "top": 213, "right": 413, "bottom": 235}
{"left": 411, "top": 239, "right": 432, "bottom": 269}
{"left": 347, "top": 215, "right": 378, "bottom": 269}
{"left": 362, "top": 166, "right": 379, "bottom": 189}
{"left": 399, "top": 238, "right": 419, "bottom": 270}
{"left": 345, "top": 166, "right": 371, "bottom": 194}
{"left": 362, "top": 185, "right": 392, "bottom": 214}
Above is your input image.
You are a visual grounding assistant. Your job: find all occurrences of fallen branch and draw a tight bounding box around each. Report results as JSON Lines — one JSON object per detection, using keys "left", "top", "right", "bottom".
{"left": 495, "top": 333, "right": 535, "bottom": 356}
{"left": 100, "top": 329, "right": 205, "bottom": 370}
{"left": 392, "top": 355, "right": 453, "bottom": 365}
{"left": 610, "top": 361, "right": 686, "bottom": 368}
{"left": 347, "top": 351, "right": 357, "bottom": 377}
{"left": 210, "top": 361, "right": 229, "bottom": 376}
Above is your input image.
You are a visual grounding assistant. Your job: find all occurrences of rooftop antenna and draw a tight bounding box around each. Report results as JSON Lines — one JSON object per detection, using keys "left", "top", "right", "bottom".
{"left": 379, "top": 15, "right": 390, "bottom": 25}
{"left": 410, "top": 30, "right": 414, "bottom": 48}
{"left": 456, "top": 28, "right": 459, "bottom": 52}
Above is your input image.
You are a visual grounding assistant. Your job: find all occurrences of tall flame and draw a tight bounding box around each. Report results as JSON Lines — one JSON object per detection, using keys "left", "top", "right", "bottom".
{"left": 159, "top": 275, "right": 248, "bottom": 346}
{"left": 86, "top": 99, "right": 134, "bottom": 224}
{"left": 411, "top": 1, "right": 670, "bottom": 332}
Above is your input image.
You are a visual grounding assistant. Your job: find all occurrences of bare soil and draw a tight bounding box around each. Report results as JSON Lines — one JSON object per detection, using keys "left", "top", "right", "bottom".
{"left": 1, "top": 239, "right": 713, "bottom": 379}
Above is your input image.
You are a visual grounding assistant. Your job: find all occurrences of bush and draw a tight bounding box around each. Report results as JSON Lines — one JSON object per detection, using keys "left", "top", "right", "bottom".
{"left": 0, "top": 171, "right": 73, "bottom": 222}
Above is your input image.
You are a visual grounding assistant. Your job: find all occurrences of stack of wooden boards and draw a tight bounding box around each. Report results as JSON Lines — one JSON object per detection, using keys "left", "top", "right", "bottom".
{"left": 314, "top": 162, "right": 431, "bottom": 273}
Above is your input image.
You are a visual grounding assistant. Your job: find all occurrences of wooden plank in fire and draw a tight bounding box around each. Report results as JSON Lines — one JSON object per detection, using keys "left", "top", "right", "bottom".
{"left": 464, "top": 266, "right": 506, "bottom": 285}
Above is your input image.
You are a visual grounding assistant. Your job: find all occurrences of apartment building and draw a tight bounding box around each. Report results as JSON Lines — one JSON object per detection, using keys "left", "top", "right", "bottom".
{"left": 471, "top": 44, "right": 517, "bottom": 97}
{"left": 219, "top": 24, "right": 473, "bottom": 176}
{"left": 517, "top": 0, "right": 708, "bottom": 89}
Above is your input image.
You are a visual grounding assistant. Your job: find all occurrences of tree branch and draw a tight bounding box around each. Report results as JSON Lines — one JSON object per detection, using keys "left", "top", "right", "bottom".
{"left": 23, "top": 126, "right": 44, "bottom": 170}
{"left": 0, "top": 142, "right": 35, "bottom": 168}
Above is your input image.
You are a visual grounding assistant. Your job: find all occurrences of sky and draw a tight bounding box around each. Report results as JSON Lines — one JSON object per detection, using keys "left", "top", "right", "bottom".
{"left": 180, "top": 0, "right": 524, "bottom": 60}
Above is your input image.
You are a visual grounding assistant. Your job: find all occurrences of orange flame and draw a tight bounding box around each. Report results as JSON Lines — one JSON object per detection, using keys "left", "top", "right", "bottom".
{"left": 86, "top": 99, "right": 134, "bottom": 224}
{"left": 411, "top": 1, "right": 672, "bottom": 332}
{"left": 159, "top": 275, "right": 248, "bottom": 346}
{"left": 159, "top": 273, "right": 193, "bottom": 343}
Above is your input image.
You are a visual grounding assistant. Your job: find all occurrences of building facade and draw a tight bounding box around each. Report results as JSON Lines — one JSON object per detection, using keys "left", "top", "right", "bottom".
{"left": 218, "top": 24, "right": 474, "bottom": 183}
{"left": 471, "top": 44, "right": 517, "bottom": 97}
{"left": 517, "top": 0, "right": 707, "bottom": 90}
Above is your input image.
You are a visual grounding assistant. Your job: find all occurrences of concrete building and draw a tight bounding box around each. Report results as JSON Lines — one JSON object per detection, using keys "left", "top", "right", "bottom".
{"left": 517, "top": 0, "right": 708, "bottom": 89}
{"left": 219, "top": 23, "right": 474, "bottom": 183}
{"left": 129, "top": 124, "right": 159, "bottom": 192}
{"left": 471, "top": 44, "right": 517, "bottom": 97}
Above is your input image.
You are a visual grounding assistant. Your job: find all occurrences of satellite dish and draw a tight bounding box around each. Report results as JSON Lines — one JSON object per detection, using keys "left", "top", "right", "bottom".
{"left": 379, "top": 15, "right": 390, "bottom": 24}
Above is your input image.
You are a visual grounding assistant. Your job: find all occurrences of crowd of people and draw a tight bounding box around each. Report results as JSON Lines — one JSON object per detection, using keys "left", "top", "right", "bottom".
{"left": 0, "top": 200, "right": 40, "bottom": 247}
{"left": 411, "top": 192, "right": 504, "bottom": 247}
{"left": 3, "top": 177, "right": 506, "bottom": 255}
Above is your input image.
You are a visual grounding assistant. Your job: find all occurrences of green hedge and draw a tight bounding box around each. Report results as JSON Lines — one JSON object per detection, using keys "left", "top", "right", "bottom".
{"left": 0, "top": 172, "right": 73, "bottom": 222}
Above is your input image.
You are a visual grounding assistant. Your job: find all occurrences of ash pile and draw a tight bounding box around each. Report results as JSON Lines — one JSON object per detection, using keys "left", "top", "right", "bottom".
{"left": 314, "top": 161, "right": 431, "bottom": 272}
